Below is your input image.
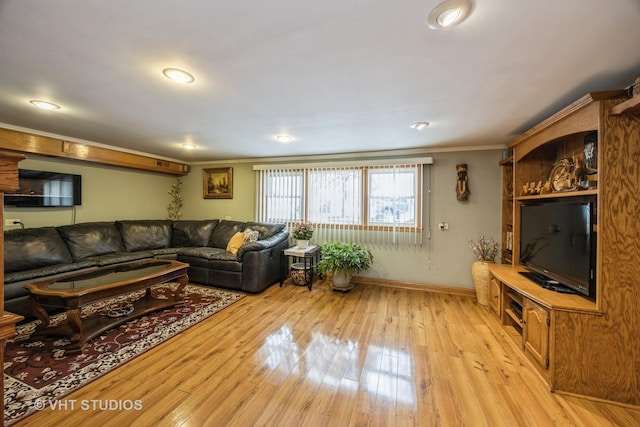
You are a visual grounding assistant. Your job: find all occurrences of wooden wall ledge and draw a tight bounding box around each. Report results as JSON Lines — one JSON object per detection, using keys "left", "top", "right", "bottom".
{"left": 0, "top": 127, "right": 189, "bottom": 176}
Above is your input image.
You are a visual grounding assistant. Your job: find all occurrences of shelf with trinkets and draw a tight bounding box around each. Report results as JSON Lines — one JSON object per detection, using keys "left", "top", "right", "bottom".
{"left": 514, "top": 129, "right": 599, "bottom": 201}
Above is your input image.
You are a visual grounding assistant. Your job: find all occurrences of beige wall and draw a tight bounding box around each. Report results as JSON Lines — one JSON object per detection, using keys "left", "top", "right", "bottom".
{"left": 185, "top": 149, "right": 503, "bottom": 289}
{"left": 5, "top": 149, "right": 502, "bottom": 289}
{"left": 181, "top": 163, "right": 255, "bottom": 221}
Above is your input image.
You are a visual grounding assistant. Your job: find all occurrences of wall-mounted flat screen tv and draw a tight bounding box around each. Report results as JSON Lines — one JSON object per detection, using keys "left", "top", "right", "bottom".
{"left": 4, "top": 169, "right": 82, "bottom": 207}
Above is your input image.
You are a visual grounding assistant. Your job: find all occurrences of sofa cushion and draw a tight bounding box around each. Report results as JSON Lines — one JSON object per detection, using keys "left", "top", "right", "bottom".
{"left": 151, "top": 247, "right": 180, "bottom": 257}
{"left": 56, "top": 222, "right": 125, "bottom": 261}
{"left": 116, "top": 220, "right": 172, "bottom": 251}
{"left": 86, "top": 251, "right": 153, "bottom": 266}
{"left": 208, "top": 220, "right": 246, "bottom": 249}
{"left": 244, "top": 222, "right": 285, "bottom": 239}
{"left": 177, "top": 251, "right": 242, "bottom": 272}
{"left": 177, "top": 247, "right": 227, "bottom": 259}
{"left": 172, "top": 220, "right": 218, "bottom": 247}
{"left": 4, "top": 259, "right": 99, "bottom": 286}
{"left": 4, "top": 227, "right": 74, "bottom": 273}
{"left": 226, "top": 232, "right": 246, "bottom": 255}
{"left": 243, "top": 228, "right": 260, "bottom": 243}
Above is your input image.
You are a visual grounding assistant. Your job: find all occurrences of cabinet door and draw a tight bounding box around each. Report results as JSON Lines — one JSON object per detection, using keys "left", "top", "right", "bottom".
{"left": 488, "top": 277, "right": 502, "bottom": 316}
{"left": 523, "top": 299, "right": 550, "bottom": 369}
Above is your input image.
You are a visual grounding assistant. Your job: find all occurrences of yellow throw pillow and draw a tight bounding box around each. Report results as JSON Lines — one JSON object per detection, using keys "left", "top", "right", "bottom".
{"left": 226, "top": 231, "right": 246, "bottom": 255}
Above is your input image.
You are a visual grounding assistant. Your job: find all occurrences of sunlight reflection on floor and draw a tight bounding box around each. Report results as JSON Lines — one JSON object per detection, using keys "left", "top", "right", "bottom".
{"left": 260, "top": 326, "right": 416, "bottom": 405}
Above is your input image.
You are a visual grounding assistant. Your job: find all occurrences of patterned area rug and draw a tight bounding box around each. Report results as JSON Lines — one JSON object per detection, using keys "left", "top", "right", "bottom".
{"left": 3, "top": 284, "right": 244, "bottom": 426}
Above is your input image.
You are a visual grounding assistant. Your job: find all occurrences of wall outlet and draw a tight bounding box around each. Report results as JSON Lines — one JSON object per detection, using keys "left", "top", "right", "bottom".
{"left": 5, "top": 219, "right": 20, "bottom": 226}
{"left": 438, "top": 221, "right": 449, "bottom": 230}
{"left": 224, "top": 215, "right": 232, "bottom": 220}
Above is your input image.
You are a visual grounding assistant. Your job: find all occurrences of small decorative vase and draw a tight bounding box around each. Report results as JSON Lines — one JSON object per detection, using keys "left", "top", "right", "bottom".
{"left": 297, "top": 239, "right": 309, "bottom": 249}
{"left": 471, "top": 261, "right": 491, "bottom": 306}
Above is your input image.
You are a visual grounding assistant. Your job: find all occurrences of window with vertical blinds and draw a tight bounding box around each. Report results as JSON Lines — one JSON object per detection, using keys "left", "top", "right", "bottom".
{"left": 254, "top": 158, "right": 431, "bottom": 246}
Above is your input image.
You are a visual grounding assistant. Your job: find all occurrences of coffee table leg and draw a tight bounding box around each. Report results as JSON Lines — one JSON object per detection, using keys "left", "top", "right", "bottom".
{"left": 66, "top": 308, "right": 83, "bottom": 345}
{"left": 27, "top": 296, "right": 50, "bottom": 329}
{"left": 173, "top": 275, "right": 188, "bottom": 303}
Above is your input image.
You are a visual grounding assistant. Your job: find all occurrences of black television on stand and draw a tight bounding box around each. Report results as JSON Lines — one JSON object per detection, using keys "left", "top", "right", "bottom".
{"left": 519, "top": 200, "right": 596, "bottom": 299}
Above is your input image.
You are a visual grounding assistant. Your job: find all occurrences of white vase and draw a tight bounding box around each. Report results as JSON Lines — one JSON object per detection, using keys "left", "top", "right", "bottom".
{"left": 297, "top": 239, "right": 309, "bottom": 248}
{"left": 471, "top": 261, "right": 491, "bottom": 306}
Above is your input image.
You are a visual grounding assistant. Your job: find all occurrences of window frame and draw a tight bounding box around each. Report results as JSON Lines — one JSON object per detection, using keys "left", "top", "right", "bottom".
{"left": 261, "top": 164, "right": 423, "bottom": 232}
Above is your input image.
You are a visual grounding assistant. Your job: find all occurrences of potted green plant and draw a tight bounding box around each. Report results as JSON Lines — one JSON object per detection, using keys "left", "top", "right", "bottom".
{"left": 317, "top": 241, "right": 374, "bottom": 291}
{"left": 467, "top": 235, "right": 499, "bottom": 306}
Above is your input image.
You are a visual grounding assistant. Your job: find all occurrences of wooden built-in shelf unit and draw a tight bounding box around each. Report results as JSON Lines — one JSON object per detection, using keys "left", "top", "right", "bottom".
{"left": 490, "top": 90, "right": 640, "bottom": 406}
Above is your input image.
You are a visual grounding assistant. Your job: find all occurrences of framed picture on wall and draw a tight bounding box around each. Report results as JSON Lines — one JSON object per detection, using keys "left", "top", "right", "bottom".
{"left": 203, "top": 167, "right": 233, "bottom": 199}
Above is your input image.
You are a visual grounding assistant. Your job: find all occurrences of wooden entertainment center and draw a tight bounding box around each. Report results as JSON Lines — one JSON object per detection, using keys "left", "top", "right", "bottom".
{"left": 490, "top": 90, "right": 640, "bottom": 406}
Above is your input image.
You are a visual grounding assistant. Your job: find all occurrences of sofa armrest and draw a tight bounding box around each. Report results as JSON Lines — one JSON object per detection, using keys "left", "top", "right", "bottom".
{"left": 240, "top": 236, "right": 290, "bottom": 292}
{"left": 236, "top": 230, "right": 289, "bottom": 260}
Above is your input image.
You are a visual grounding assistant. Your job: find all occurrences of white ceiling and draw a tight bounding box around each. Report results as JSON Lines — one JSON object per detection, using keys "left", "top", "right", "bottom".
{"left": 1, "top": 0, "right": 639, "bottom": 163}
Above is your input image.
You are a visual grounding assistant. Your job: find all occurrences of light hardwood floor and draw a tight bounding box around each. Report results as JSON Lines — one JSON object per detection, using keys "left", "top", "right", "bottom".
{"left": 16, "top": 279, "right": 640, "bottom": 426}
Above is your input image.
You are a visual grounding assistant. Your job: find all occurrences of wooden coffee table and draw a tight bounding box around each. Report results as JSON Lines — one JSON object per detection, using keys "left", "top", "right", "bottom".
{"left": 25, "top": 259, "right": 189, "bottom": 353}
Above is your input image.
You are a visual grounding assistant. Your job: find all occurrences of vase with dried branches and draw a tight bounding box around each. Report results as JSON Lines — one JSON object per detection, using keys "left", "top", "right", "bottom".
{"left": 467, "top": 235, "right": 499, "bottom": 306}
{"left": 167, "top": 177, "right": 183, "bottom": 220}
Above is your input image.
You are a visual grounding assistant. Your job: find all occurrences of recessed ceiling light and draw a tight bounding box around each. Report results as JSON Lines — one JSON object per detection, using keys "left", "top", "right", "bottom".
{"left": 29, "top": 100, "right": 61, "bottom": 110}
{"left": 437, "top": 8, "right": 461, "bottom": 27}
{"left": 275, "top": 135, "right": 294, "bottom": 143}
{"left": 411, "top": 122, "right": 430, "bottom": 130}
{"left": 182, "top": 143, "right": 197, "bottom": 150}
{"left": 162, "top": 68, "right": 195, "bottom": 84}
{"left": 427, "top": 0, "right": 472, "bottom": 30}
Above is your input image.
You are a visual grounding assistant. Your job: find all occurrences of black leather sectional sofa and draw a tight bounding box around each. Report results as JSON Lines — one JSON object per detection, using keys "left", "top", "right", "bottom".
{"left": 4, "top": 219, "right": 289, "bottom": 318}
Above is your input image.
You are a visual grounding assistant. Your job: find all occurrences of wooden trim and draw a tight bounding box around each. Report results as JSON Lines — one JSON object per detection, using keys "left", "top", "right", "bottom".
{"left": 554, "top": 389, "right": 640, "bottom": 410}
{"left": 610, "top": 94, "right": 640, "bottom": 115}
{"left": 509, "top": 91, "right": 628, "bottom": 161}
{"left": 512, "top": 103, "right": 600, "bottom": 162}
{"left": 0, "top": 151, "right": 25, "bottom": 193}
{"left": 516, "top": 188, "right": 598, "bottom": 201}
{"left": 0, "top": 127, "right": 188, "bottom": 176}
{"left": 352, "top": 275, "right": 477, "bottom": 298}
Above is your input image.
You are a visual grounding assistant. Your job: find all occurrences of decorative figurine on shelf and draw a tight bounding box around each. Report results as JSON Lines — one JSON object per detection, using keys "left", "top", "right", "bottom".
{"left": 583, "top": 132, "right": 598, "bottom": 171}
{"left": 581, "top": 132, "right": 598, "bottom": 189}
{"left": 456, "top": 164, "right": 470, "bottom": 201}
{"left": 521, "top": 180, "right": 550, "bottom": 196}
{"left": 534, "top": 181, "right": 543, "bottom": 194}
{"left": 574, "top": 158, "right": 588, "bottom": 189}
{"left": 548, "top": 157, "right": 576, "bottom": 192}
{"left": 540, "top": 180, "right": 551, "bottom": 194}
